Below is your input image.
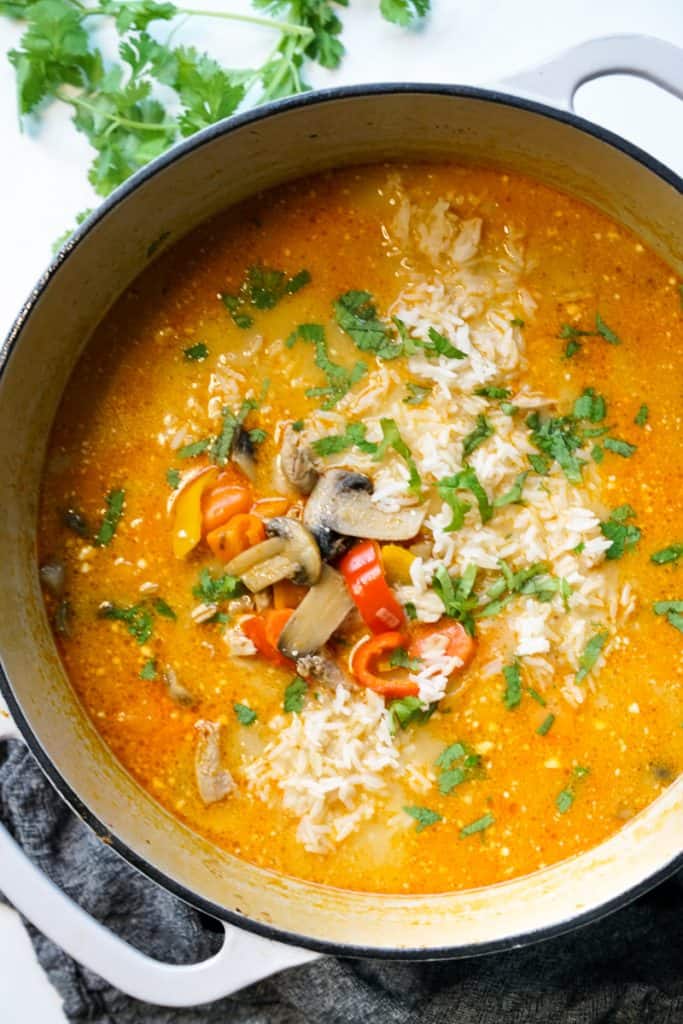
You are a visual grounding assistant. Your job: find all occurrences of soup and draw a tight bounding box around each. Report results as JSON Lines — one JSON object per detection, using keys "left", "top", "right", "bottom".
{"left": 38, "top": 164, "right": 683, "bottom": 895}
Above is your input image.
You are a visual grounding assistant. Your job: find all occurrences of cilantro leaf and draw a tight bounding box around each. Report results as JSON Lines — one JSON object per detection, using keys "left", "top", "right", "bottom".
{"left": 166, "top": 467, "right": 181, "bottom": 489}
{"left": 493, "top": 471, "right": 528, "bottom": 508}
{"left": 653, "top": 601, "right": 683, "bottom": 634}
{"left": 634, "top": 404, "right": 649, "bottom": 426}
{"left": 139, "top": 658, "right": 157, "bottom": 680}
{"left": 380, "top": 0, "right": 430, "bottom": 27}
{"left": 438, "top": 468, "right": 491, "bottom": 527}
{"left": 528, "top": 412, "right": 584, "bottom": 483}
{"left": 536, "top": 712, "right": 555, "bottom": 736}
{"left": 284, "top": 676, "right": 307, "bottom": 713}
{"left": 234, "top": 702, "right": 257, "bottom": 726}
{"left": 388, "top": 647, "right": 421, "bottom": 670}
{"left": 333, "top": 290, "right": 401, "bottom": 360}
{"left": 460, "top": 812, "right": 494, "bottom": 838}
{"left": 99, "top": 601, "right": 153, "bottom": 644}
{"left": 431, "top": 564, "right": 478, "bottom": 635}
{"left": 153, "top": 597, "right": 176, "bottom": 619}
{"left": 404, "top": 804, "right": 441, "bottom": 833}
{"left": 503, "top": 661, "right": 522, "bottom": 709}
{"left": 572, "top": 387, "right": 606, "bottom": 423}
{"left": 462, "top": 414, "right": 493, "bottom": 458}
{"left": 435, "top": 742, "right": 481, "bottom": 794}
{"left": 595, "top": 312, "right": 621, "bottom": 344}
{"left": 404, "top": 381, "right": 432, "bottom": 405}
{"left": 576, "top": 630, "right": 608, "bottom": 683}
{"left": 387, "top": 696, "right": 435, "bottom": 733}
{"left": 373, "top": 418, "right": 422, "bottom": 495}
{"left": 183, "top": 341, "right": 208, "bottom": 360}
{"left": 178, "top": 438, "right": 211, "bottom": 459}
{"left": 600, "top": 505, "right": 641, "bottom": 560}
{"left": 651, "top": 545, "right": 683, "bottom": 565}
{"left": 603, "top": 437, "right": 637, "bottom": 458}
{"left": 94, "top": 488, "right": 125, "bottom": 546}
{"left": 287, "top": 323, "right": 366, "bottom": 409}
{"left": 192, "top": 568, "right": 242, "bottom": 603}
{"left": 556, "top": 765, "right": 590, "bottom": 813}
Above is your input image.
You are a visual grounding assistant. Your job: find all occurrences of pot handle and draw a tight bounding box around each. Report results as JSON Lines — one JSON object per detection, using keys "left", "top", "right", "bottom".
{"left": 498, "top": 34, "right": 683, "bottom": 111}
{"left": 0, "top": 715, "right": 318, "bottom": 1007}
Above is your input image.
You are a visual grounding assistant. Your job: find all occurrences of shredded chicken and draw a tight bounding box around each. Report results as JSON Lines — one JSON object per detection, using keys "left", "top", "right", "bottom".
{"left": 194, "top": 720, "right": 235, "bottom": 804}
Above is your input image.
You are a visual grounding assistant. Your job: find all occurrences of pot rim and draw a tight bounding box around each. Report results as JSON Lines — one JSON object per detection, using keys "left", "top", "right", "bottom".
{"left": 2, "top": 82, "right": 681, "bottom": 961}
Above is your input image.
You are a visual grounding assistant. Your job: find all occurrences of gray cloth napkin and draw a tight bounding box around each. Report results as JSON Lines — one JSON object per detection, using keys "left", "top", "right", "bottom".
{"left": 1, "top": 739, "right": 681, "bottom": 1024}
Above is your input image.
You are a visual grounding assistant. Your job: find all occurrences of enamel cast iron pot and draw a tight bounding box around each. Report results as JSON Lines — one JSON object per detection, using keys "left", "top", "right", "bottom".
{"left": 0, "top": 34, "right": 682, "bottom": 1008}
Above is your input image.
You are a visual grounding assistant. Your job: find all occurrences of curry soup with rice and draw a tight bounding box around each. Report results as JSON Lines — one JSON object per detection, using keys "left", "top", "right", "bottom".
{"left": 38, "top": 164, "right": 683, "bottom": 895}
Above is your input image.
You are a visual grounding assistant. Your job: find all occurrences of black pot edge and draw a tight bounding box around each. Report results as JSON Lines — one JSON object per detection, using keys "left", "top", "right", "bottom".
{"left": 1, "top": 81, "right": 681, "bottom": 964}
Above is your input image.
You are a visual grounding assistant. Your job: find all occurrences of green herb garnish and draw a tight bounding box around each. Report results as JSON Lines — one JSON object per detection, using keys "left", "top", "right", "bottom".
{"left": 99, "top": 601, "right": 153, "bottom": 644}
{"left": 435, "top": 742, "right": 482, "bottom": 794}
{"left": 494, "top": 471, "right": 528, "bottom": 508}
{"left": 94, "top": 488, "right": 125, "bottom": 546}
{"left": 460, "top": 812, "right": 494, "bottom": 838}
{"left": 153, "top": 597, "right": 176, "bottom": 619}
{"left": 572, "top": 387, "right": 606, "bottom": 422}
{"left": 536, "top": 712, "right": 555, "bottom": 736}
{"left": 234, "top": 702, "right": 257, "bottom": 726}
{"left": 432, "top": 564, "right": 478, "bottom": 635}
{"left": 404, "top": 805, "right": 442, "bottom": 833}
{"left": 387, "top": 696, "right": 435, "bottom": 733}
{"left": 503, "top": 661, "right": 522, "bottom": 709}
{"left": 166, "top": 467, "right": 181, "bottom": 489}
{"left": 183, "top": 342, "right": 208, "bottom": 361}
{"left": 192, "top": 568, "right": 242, "bottom": 604}
{"left": 438, "top": 468, "right": 491, "bottom": 528}
{"left": 600, "top": 505, "right": 641, "bottom": 560}
{"left": 221, "top": 265, "right": 310, "bottom": 327}
{"left": 653, "top": 601, "right": 683, "bottom": 634}
{"left": 595, "top": 312, "right": 621, "bottom": 344}
{"left": 603, "top": 437, "right": 637, "bottom": 458}
{"left": 178, "top": 438, "right": 211, "bottom": 459}
{"left": 634, "top": 404, "right": 649, "bottom": 426}
{"left": 527, "top": 411, "right": 583, "bottom": 483}
{"left": 333, "top": 290, "right": 401, "bottom": 359}
{"left": 651, "top": 545, "right": 683, "bottom": 565}
{"left": 475, "top": 386, "right": 512, "bottom": 399}
{"left": 576, "top": 631, "right": 608, "bottom": 683}
{"left": 140, "top": 658, "right": 157, "bottom": 680}
{"left": 404, "top": 381, "right": 432, "bottom": 405}
{"left": 287, "top": 323, "right": 366, "bottom": 409}
{"left": 388, "top": 647, "right": 421, "bottom": 670}
{"left": 556, "top": 765, "right": 590, "bottom": 814}
{"left": 283, "top": 676, "right": 307, "bottom": 713}
{"left": 462, "top": 414, "right": 494, "bottom": 458}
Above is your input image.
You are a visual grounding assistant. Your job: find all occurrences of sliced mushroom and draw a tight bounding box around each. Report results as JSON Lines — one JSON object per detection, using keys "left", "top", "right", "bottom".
{"left": 304, "top": 470, "right": 425, "bottom": 558}
{"left": 280, "top": 424, "right": 319, "bottom": 494}
{"left": 163, "top": 666, "right": 196, "bottom": 707}
{"left": 39, "top": 561, "right": 65, "bottom": 598}
{"left": 296, "top": 653, "right": 355, "bottom": 690}
{"left": 225, "top": 536, "right": 286, "bottom": 577}
{"left": 232, "top": 426, "right": 257, "bottom": 481}
{"left": 237, "top": 518, "right": 322, "bottom": 592}
{"left": 194, "top": 720, "right": 235, "bottom": 805}
{"left": 278, "top": 565, "right": 353, "bottom": 660}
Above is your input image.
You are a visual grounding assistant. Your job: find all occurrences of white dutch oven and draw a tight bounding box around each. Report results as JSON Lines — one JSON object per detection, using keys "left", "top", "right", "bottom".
{"left": 0, "top": 34, "right": 681, "bottom": 1008}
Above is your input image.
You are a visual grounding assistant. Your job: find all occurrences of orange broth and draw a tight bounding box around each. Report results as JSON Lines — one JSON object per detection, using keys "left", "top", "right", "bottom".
{"left": 38, "top": 164, "right": 683, "bottom": 894}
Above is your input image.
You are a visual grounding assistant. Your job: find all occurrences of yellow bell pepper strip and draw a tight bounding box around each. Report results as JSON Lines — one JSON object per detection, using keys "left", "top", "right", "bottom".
{"left": 172, "top": 467, "right": 219, "bottom": 558}
{"left": 381, "top": 544, "right": 416, "bottom": 585}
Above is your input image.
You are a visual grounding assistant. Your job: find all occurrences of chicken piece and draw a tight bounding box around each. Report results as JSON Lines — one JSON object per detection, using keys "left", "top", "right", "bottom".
{"left": 194, "top": 720, "right": 235, "bottom": 805}
{"left": 296, "top": 653, "right": 355, "bottom": 690}
{"left": 279, "top": 424, "right": 319, "bottom": 494}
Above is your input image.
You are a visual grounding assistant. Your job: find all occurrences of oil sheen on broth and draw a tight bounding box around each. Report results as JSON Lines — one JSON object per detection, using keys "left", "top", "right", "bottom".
{"left": 38, "top": 164, "right": 683, "bottom": 895}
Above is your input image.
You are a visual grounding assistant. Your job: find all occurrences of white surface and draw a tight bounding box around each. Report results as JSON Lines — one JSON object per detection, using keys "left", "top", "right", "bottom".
{"left": 0, "top": 0, "right": 682, "bottom": 1018}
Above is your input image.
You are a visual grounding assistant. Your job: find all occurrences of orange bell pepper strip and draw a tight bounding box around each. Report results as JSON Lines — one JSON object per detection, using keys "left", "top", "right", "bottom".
{"left": 408, "top": 621, "right": 476, "bottom": 669}
{"left": 206, "top": 513, "right": 265, "bottom": 563}
{"left": 172, "top": 466, "right": 219, "bottom": 559}
{"left": 339, "top": 539, "right": 406, "bottom": 634}
{"left": 252, "top": 496, "right": 290, "bottom": 518}
{"left": 202, "top": 480, "right": 252, "bottom": 534}
{"left": 241, "top": 608, "right": 294, "bottom": 668}
{"left": 350, "top": 632, "right": 417, "bottom": 698}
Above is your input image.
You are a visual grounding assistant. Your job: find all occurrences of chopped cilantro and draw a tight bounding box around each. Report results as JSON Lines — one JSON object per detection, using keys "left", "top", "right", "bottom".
{"left": 178, "top": 438, "right": 211, "bottom": 459}
{"left": 287, "top": 323, "right": 366, "bottom": 409}
{"left": 556, "top": 765, "right": 590, "bottom": 814}
{"left": 653, "top": 601, "right": 683, "bottom": 634}
{"left": 432, "top": 564, "right": 478, "bottom": 635}
{"left": 193, "top": 568, "right": 242, "bottom": 604}
{"left": 99, "top": 602, "right": 153, "bottom": 645}
{"left": 234, "top": 702, "right": 257, "bottom": 726}
{"left": 527, "top": 687, "right": 547, "bottom": 706}
{"left": 600, "top": 505, "right": 641, "bottom": 560}
{"left": 438, "top": 468, "right": 491, "bottom": 527}
{"left": 221, "top": 266, "right": 310, "bottom": 327}
{"left": 166, "top": 467, "right": 181, "bottom": 489}
{"left": 494, "top": 471, "right": 528, "bottom": 508}
{"left": 435, "top": 742, "right": 482, "bottom": 794}
{"left": 387, "top": 696, "right": 435, "bottom": 733}
{"left": 527, "top": 412, "right": 583, "bottom": 483}
{"left": 572, "top": 387, "right": 606, "bottom": 422}
{"left": 635, "top": 404, "right": 649, "bottom": 426}
{"left": 536, "top": 712, "right": 555, "bottom": 736}
{"left": 462, "top": 414, "right": 494, "bottom": 458}
{"left": 248, "top": 427, "right": 268, "bottom": 447}
{"left": 460, "top": 812, "right": 494, "bottom": 838}
{"left": 284, "top": 676, "right": 307, "bottom": 713}
{"left": 404, "top": 601, "right": 418, "bottom": 621}
{"left": 404, "top": 381, "right": 432, "bottom": 405}
{"left": 592, "top": 444, "right": 604, "bottom": 463}
{"left": 139, "top": 659, "right": 157, "bottom": 681}
{"left": 183, "top": 342, "right": 208, "bottom": 361}
{"left": 500, "top": 401, "right": 518, "bottom": 416}
{"left": 503, "top": 661, "right": 522, "bottom": 709}
{"left": 291, "top": 419, "right": 304, "bottom": 432}
{"left": 94, "top": 488, "right": 125, "bottom": 546}
{"left": 211, "top": 389, "right": 266, "bottom": 466}
{"left": 388, "top": 647, "right": 421, "bottom": 670}
{"left": 153, "top": 597, "right": 176, "bottom": 620}
{"left": 404, "top": 805, "right": 442, "bottom": 833}
{"left": 651, "top": 545, "right": 683, "bottom": 565}
{"left": 478, "top": 561, "right": 559, "bottom": 619}
{"left": 576, "top": 631, "right": 608, "bottom": 683}
{"left": 603, "top": 436, "right": 636, "bottom": 458}
{"left": 528, "top": 452, "right": 551, "bottom": 475}
{"left": 424, "top": 326, "right": 466, "bottom": 359}
{"left": 373, "top": 418, "right": 422, "bottom": 495}
{"left": 510, "top": 317, "right": 525, "bottom": 328}
{"left": 595, "top": 312, "right": 621, "bottom": 345}
{"left": 333, "top": 290, "right": 401, "bottom": 359}
{"left": 312, "top": 421, "right": 375, "bottom": 458}
{"left": 475, "top": 386, "right": 512, "bottom": 399}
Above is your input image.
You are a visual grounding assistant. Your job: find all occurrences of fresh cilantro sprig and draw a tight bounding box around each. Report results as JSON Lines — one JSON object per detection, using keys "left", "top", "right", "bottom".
{"left": 2, "top": 0, "right": 430, "bottom": 236}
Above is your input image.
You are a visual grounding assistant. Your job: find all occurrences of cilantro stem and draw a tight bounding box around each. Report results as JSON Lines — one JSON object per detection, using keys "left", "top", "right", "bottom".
{"left": 174, "top": 9, "right": 314, "bottom": 41}
{"left": 61, "top": 93, "right": 176, "bottom": 132}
